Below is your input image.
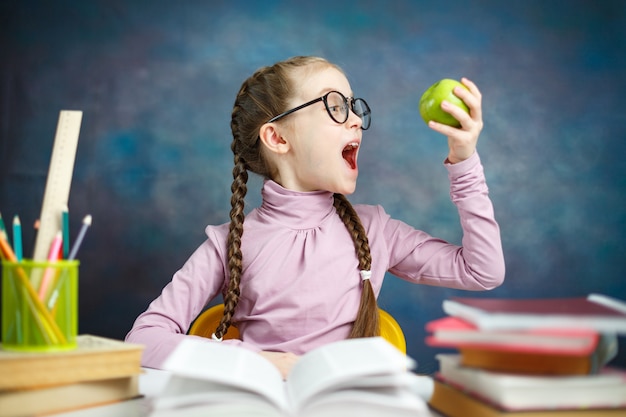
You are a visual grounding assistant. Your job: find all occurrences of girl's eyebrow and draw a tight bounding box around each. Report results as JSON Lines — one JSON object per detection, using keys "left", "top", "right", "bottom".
{"left": 315, "top": 87, "right": 355, "bottom": 97}
{"left": 316, "top": 87, "right": 334, "bottom": 96}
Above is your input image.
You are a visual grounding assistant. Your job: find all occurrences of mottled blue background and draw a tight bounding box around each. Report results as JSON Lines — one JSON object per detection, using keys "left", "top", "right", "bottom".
{"left": 1, "top": 0, "right": 625, "bottom": 372}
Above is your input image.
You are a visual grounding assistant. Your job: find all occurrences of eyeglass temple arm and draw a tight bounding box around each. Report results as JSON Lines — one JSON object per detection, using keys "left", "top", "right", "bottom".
{"left": 266, "top": 97, "right": 324, "bottom": 124}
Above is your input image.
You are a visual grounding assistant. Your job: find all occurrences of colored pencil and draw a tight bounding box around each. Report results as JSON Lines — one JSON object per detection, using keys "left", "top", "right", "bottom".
{"left": 37, "top": 231, "right": 63, "bottom": 300}
{"left": 68, "top": 215, "right": 92, "bottom": 260}
{"left": 0, "top": 211, "right": 9, "bottom": 246}
{"left": 62, "top": 206, "right": 70, "bottom": 259}
{"left": 0, "top": 232, "right": 13, "bottom": 260}
{"left": 13, "top": 215, "right": 23, "bottom": 262}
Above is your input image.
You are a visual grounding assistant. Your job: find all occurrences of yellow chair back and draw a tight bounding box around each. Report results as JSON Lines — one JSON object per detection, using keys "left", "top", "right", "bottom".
{"left": 189, "top": 304, "right": 406, "bottom": 353}
{"left": 378, "top": 308, "right": 407, "bottom": 354}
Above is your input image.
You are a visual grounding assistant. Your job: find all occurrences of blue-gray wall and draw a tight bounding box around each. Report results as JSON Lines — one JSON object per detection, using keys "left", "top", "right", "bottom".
{"left": 1, "top": 0, "right": 625, "bottom": 372}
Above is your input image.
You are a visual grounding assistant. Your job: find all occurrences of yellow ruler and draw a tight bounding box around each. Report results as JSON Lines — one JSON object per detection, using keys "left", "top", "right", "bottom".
{"left": 32, "top": 110, "right": 83, "bottom": 269}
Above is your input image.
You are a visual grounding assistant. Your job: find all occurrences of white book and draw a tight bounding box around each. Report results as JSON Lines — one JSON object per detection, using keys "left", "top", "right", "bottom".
{"left": 436, "top": 354, "right": 626, "bottom": 411}
{"left": 150, "top": 337, "right": 431, "bottom": 417}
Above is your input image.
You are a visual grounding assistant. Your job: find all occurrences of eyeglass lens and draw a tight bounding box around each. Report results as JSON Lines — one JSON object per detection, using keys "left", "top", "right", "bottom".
{"left": 324, "top": 91, "right": 371, "bottom": 130}
{"left": 353, "top": 98, "right": 371, "bottom": 130}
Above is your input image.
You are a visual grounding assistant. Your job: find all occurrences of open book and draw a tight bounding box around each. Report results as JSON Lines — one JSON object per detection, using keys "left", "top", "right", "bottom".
{"left": 150, "top": 337, "right": 431, "bottom": 417}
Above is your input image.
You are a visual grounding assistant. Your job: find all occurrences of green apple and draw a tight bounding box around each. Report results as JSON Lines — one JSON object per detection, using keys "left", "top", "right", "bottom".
{"left": 419, "top": 79, "right": 469, "bottom": 127}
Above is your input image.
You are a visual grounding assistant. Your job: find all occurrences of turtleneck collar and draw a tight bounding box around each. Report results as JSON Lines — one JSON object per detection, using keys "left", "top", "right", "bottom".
{"left": 257, "top": 180, "right": 337, "bottom": 230}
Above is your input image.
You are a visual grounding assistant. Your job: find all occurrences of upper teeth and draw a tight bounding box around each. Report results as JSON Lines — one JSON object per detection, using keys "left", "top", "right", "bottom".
{"left": 347, "top": 142, "right": 359, "bottom": 148}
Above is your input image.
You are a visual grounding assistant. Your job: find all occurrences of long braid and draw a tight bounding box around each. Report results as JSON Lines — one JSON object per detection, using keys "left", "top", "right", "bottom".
{"left": 333, "top": 194, "right": 380, "bottom": 338}
{"left": 214, "top": 75, "right": 258, "bottom": 339}
{"left": 214, "top": 152, "right": 248, "bottom": 339}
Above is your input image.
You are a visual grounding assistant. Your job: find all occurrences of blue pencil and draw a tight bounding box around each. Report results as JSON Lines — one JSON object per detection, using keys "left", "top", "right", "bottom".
{"left": 12, "top": 215, "right": 23, "bottom": 262}
{"left": 68, "top": 215, "right": 92, "bottom": 260}
{"left": 62, "top": 206, "right": 70, "bottom": 259}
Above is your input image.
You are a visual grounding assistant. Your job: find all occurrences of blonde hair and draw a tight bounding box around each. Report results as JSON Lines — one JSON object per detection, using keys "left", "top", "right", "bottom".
{"left": 214, "top": 56, "right": 379, "bottom": 340}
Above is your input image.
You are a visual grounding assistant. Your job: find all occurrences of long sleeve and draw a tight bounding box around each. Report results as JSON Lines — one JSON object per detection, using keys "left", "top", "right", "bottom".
{"left": 360, "top": 152, "right": 505, "bottom": 290}
{"left": 125, "top": 225, "right": 262, "bottom": 368}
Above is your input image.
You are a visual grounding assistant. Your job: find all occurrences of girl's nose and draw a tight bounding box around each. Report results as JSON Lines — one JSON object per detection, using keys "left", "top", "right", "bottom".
{"left": 347, "top": 107, "right": 363, "bottom": 129}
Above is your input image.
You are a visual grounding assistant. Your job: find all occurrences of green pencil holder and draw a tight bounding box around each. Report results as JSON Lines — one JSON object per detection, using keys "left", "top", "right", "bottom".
{"left": 1, "top": 259, "right": 79, "bottom": 352}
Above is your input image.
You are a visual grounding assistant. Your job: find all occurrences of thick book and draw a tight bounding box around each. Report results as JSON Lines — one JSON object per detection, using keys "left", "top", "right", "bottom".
{"left": 429, "top": 378, "right": 626, "bottom": 417}
{"left": 455, "top": 345, "right": 608, "bottom": 375}
{"left": 0, "top": 334, "right": 144, "bottom": 390}
{"left": 151, "top": 337, "right": 431, "bottom": 417}
{"left": 0, "top": 374, "right": 140, "bottom": 417}
{"left": 425, "top": 316, "right": 617, "bottom": 374}
{"left": 442, "top": 293, "right": 626, "bottom": 333}
{"left": 435, "top": 354, "right": 626, "bottom": 411}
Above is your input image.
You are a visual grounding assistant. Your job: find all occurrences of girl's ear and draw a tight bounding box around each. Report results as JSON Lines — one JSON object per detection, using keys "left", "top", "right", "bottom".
{"left": 259, "top": 123, "right": 290, "bottom": 155}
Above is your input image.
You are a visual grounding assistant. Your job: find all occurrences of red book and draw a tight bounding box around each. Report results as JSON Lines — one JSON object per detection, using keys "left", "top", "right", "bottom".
{"left": 425, "top": 316, "right": 610, "bottom": 375}
{"left": 425, "top": 316, "right": 599, "bottom": 355}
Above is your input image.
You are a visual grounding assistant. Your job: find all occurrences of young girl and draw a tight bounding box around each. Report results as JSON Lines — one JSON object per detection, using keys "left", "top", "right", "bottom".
{"left": 125, "top": 56, "right": 505, "bottom": 377}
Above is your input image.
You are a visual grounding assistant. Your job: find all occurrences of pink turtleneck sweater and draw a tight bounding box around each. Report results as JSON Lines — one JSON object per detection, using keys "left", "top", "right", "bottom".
{"left": 125, "top": 152, "right": 505, "bottom": 368}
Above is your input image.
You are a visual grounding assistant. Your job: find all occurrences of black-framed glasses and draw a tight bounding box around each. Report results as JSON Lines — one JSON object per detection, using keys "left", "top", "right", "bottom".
{"left": 267, "top": 90, "right": 371, "bottom": 130}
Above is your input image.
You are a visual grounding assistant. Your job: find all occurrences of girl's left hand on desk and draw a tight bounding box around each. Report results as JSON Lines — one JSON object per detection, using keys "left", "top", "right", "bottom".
{"left": 259, "top": 351, "right": 300, "bottom": 380}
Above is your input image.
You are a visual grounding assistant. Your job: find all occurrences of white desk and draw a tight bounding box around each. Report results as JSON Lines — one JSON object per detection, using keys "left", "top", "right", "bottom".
{"left": 55, "top": 369, "right": 442, "bottom": 416}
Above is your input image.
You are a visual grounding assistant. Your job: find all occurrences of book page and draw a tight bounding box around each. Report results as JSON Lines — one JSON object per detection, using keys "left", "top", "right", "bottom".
{"left": 300, "top": 385, "right": 429, "bottom": 417}
{"left": 151, "top": 401, "right": 284, "bottom": 417}
{"left": 588, "top": 293, "right": 626, "bottom": 314}
{"left": 160, "top": 338, "right": 289, "bottom": 411}
{"left": 286, "top": 337, "right": 415, "bottom": 409}
{"left": 152, "top": 376, "right": 285, "bottom": 412}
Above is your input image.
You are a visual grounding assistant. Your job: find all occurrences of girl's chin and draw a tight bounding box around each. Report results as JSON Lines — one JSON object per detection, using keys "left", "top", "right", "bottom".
{"left": 338, "top": 178, "right": 358, "bottom": 195}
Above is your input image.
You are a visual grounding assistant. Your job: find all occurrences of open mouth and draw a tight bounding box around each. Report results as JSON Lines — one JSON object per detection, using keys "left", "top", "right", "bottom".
{"left": 342, "top": 142, "right": 359, "bottom": 170}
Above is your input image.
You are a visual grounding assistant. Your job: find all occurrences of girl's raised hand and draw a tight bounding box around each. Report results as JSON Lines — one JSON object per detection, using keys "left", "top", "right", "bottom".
{"left": 427, "top": 77, "right": 483, "bottom": 164}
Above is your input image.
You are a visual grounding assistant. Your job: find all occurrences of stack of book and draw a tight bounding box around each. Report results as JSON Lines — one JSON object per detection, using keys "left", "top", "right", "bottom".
{"left": 426, "top": 293, "right": 626, "bottom": 417}
{"left": 0, "top": 335, "right": 143, "bottom": 417}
